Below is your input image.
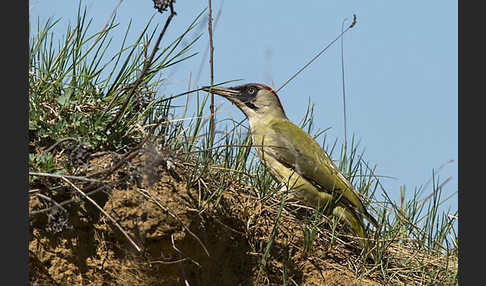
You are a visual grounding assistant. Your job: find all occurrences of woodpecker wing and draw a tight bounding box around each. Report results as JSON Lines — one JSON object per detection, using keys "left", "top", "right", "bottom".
{"left": 257, "top": 119, "right": 377, "bottom": 226}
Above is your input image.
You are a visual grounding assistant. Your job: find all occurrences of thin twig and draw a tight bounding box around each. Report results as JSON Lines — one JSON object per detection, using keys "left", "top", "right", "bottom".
{"left": 61, "top": 176, "right": 142, "bottom": 253}
{"left": 103, "top": 84, "right": 132, "bottom": 112}
{"left": 101, "top": 0, "right": 123, "bottom": 35}
{"left": 40, "top": 137, "right": 79, "bottom": 155}
{"left": 150, "top": 258, "right": 190, "bottom": 265}
{"left": 420, "top": 159, "right": 455, "bottom": 192}
{"left": 86, "top": 137, "right": 149, "bottom": 179}
{"left": 171, "top": 233, "right": 201, "bottom": 267}
{"left": 277, "top": 14, "right": 357, "bottom": 93}
{"left": 208, "top": 0, "right": 216, "bottom": 146}
{"left": 181, "top": 162, "right": 256, "bottom": 179}
{"left": 29, "top": 172, "right": 108, "bottom": 184}
{"left": 33, "top": 193, "right": 68, "bottom": 213}
{"left": 105, "top": 3, "right": 177, "bottom": 130}
{"left": 172, "top": 234, "right": 195, "bottom": 286}
{"left": 194, "top": 0, "right": 224, "bottom": 86}
{"left": 340, "top": 18, "right": 348, "bottom": 150}
{"left": 30, "top": 184, "right": 109, "bottom": 215}
{"left": 136, "top": 188, "right": 210, "bottom": 257}
{"left": 86, "top": 0, "right": 124, "bottom": 54}
{"left": 90, "top": 91, "right": 197, "bottom": 179}
{"left": 417, "top": 176, "right": 453, "bottom": 210}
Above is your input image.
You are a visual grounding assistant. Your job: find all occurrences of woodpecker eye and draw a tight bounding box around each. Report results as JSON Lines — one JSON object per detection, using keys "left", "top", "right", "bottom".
{"left": 247, "top": 86, "right": 257, "bottom": 95}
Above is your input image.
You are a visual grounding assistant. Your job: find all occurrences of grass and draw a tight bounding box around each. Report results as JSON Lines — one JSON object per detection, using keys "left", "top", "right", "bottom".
{"left": 29, "top": 4, "right": 458, "bottom": 285}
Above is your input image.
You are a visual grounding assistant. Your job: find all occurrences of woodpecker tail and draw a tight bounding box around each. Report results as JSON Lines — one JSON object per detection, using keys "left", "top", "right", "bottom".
{"left": 332, "top": 205, "right": 365, "bottom": 240}
{"left": 332, "top": 205, "right": 375, "bottom": 261}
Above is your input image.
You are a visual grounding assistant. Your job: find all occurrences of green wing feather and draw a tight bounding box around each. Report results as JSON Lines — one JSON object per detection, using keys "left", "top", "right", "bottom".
{"left": 256, "top": 119, "right": 378, "bottom": 228}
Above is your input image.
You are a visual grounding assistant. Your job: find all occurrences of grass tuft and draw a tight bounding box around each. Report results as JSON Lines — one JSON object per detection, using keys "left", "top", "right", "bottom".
{"left": 29, "top": 5, "right": 457, "bottom": 285}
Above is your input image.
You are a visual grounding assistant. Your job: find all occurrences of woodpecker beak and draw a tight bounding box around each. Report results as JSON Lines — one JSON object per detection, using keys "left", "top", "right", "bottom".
{"left": 201, "top": 86, "right": 240, "bottom": 100}
{"left": 201, "top": 84, "right": 261, "bottom": 115}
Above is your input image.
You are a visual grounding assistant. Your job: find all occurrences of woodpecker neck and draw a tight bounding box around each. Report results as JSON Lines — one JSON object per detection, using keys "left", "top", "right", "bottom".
{"left": 245, "top": 99, "right": 287, "bottom": 133}
{"left": 247, "top": 107, "right": 288, "bottom": 136}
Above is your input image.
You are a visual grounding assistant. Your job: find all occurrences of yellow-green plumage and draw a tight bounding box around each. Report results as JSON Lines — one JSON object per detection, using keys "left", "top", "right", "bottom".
{"left": 202, "top": 83, "right": 377, "bottom": 248}
{"left": 251, "top": 118, "right": 375, "bottom": 240}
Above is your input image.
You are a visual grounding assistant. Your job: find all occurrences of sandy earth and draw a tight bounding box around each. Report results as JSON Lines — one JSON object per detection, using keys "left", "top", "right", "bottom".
{"left": 28, "top": 154, "right": 387, "bottom": 285}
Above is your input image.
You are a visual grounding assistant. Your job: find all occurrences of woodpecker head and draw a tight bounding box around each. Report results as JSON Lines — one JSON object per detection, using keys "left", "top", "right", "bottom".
{"left": 202, "top": 83, "right": 286, "bottom": 121}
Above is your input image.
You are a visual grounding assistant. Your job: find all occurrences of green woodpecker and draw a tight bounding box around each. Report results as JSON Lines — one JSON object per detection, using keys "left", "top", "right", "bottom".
{"left": 202, "top": 83, "right": 378, "bottom": 244}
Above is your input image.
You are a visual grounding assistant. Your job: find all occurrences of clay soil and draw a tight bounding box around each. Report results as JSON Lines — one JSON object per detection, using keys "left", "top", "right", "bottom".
{"left": 28, "top": 154, "right": 390, "bottom": 285}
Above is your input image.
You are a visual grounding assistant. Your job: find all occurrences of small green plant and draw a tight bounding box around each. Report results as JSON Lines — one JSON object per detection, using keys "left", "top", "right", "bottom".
{"left": 29, "top": 5, "right": 204, "bottom": 177}
{"left": 29, "top": 152, "right": 57, "bottom": 173}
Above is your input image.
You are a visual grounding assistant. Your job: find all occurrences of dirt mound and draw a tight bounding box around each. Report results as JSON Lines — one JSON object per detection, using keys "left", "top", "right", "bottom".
{"left": 28, "top": 154, "right": 383, "bottom": 285}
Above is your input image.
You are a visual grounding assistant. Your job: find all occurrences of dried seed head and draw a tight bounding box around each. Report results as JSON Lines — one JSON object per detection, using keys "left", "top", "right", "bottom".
{"left": 153, "top": 0, "right": 176, "bottom": 13}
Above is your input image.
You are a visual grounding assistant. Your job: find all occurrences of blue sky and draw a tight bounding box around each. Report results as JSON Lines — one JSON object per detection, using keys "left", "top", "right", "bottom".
{"left": 30, "top": 1, "right": 457, "bottom": 215}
